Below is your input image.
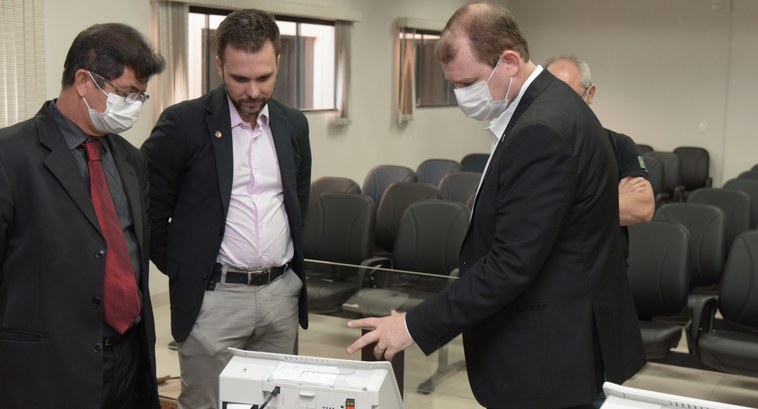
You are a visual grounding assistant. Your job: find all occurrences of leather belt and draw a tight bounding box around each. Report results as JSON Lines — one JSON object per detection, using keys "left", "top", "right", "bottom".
{"left": 210, "top": 262, "right": 288, "bottom": 286}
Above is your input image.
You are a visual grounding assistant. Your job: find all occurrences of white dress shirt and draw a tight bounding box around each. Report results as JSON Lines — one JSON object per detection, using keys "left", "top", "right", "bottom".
{"left": 217, "top": 99, "right": 294, "bottom": 269}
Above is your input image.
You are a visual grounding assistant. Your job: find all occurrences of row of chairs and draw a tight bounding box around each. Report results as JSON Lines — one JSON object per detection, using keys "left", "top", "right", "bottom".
{"left": 361, "top": 154, "right": 487, "bottom": 206}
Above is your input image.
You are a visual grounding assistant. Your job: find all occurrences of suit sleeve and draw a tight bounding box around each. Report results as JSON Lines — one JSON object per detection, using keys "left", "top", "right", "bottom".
{"left": 140, "top": 106, "right": 187, "bottom": 274}
{"left": 406, "top": 123, "right": 578, "bottom": 354}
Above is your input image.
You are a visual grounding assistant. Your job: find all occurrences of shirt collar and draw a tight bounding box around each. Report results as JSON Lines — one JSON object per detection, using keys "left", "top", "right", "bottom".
{"left": 486, "top": 65, "right": 544, "bottom": 144}
{"left": 227, "top": 96, "right": 270, "bottom": 129}
{"left": 47, "top": 99, "right": 103, "bottom": 152}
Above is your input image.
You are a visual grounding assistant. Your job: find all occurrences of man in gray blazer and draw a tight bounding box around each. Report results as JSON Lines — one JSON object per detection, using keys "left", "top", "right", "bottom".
{"left": 0, "top": 23, "right": 165, "bottom": 408}
{"left": 347, "top": 3, "right": 646, "bottom": 408}
{"left": 141, "top": 9, "right": 311, "bottom": 409}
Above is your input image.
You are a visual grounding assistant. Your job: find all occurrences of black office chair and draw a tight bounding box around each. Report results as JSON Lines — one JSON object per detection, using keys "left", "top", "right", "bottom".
{"left": 737, "top": 170, "right": 758, "bottom": 181}
{"left": 374, "top": 181, "right": 440, "bottom": 254}
{"left": 644, "top": 151, "right": 685, "bottom": 203}
{"left": 673, "top": 146, "right": 712, "bottom": 200}
{"left": 636, "top": 143, "right": 654, "bottom": 154}
{"left": 696, "top": 230, "right": 758, "bottom": 377}
{"left": 627, "top": 221, "right": 690, "bottom": 360}
{"left": 653, "top": 203, "right": 726, "bottom": 350}
{"left": 415, "top": 159, "right": 462, "bottom": 187}
{"left": 437, "top": 171, "right": 481, "bottom": 205}
{"left": 308, "top": 176, "right": 361, "bottom": 213}
{"left": 460, "top": 153, "right": 489, "bottom": 173}
{"left": 303, "top": 192, "right": 376, "bottom": 314}
{"left": 362, "top": 164, "right": 417, "bottom": 206}
{"left": 751, "top": 163, "right": 758, "bottom": 172}
{"left": 687, "top": 188, "right": 751, "bottom": 251}
{"left": 344, "top": 200, "right": 470, "bottom": 394}
{"left": 722, "top": 178, "right": 758, "bottom": 228}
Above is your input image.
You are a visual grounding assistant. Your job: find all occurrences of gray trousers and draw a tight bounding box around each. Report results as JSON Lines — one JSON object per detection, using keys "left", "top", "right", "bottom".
{"left": 177, "top": 268, "right": 301, "bottom": 409}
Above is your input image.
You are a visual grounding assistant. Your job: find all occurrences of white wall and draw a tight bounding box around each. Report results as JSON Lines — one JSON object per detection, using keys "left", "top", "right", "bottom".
{"left": 508, "top": 0, "right": 758, "bottom": 186}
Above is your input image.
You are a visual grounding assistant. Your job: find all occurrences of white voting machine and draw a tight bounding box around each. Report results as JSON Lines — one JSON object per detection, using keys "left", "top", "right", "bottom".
{"left": 601, "top": 382, "right": 753, "bottom": 409}
{"left": 219, "top": 348, "right": 404, "bottom": 409}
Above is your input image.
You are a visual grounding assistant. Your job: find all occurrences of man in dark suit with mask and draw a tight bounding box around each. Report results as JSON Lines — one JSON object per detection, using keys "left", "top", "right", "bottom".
{"left": 346, "top": 3, "right": 646, "bottom": 408}
{"left": 0, "top": 23, "right": 165, "bottom": 408}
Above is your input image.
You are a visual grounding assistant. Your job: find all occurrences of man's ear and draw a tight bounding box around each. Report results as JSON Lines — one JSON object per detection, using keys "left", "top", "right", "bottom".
{"left": 500, "top": 50, "right": 521, "bottom": 76}
{"left": 585, "top": 84, "right": 596, "bottom": 105}
{"left": 74, "top": 69, "right": 90, "bottom": 97}
{"left": 215, "top": 55, "right": 223, "bottom": 80}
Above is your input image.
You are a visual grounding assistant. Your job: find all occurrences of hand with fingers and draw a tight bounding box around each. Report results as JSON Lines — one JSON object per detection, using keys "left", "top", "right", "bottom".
{"left": 346, "top": 310, "right": 415, "bottom": 361}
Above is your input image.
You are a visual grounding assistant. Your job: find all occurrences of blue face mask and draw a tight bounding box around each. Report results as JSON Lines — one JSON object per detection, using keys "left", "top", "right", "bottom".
{"left": 454, "top": 59, "right": 513, "bottom": 121}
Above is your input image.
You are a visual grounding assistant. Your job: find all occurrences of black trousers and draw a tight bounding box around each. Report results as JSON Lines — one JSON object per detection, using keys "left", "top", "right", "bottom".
{"left": 101, "top": 325, "right": 145, "bottom": 409}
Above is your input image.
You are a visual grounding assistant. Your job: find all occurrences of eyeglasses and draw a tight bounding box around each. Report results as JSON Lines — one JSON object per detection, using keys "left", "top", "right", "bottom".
{"left": 87, "top": 71, "right": 150, "bottom": 104}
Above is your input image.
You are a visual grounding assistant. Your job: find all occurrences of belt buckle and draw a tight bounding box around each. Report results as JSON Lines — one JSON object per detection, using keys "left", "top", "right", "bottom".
{"left": 247, "top": 268, "right": 270, "bottom": 286}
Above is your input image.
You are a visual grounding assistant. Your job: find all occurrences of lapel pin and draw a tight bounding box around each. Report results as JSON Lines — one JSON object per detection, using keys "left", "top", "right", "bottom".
{"left": 214, "top": 131, "right": 222, "bottom": 139}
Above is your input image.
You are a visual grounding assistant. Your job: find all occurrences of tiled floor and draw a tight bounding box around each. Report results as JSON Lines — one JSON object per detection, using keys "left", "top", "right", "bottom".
{"left": 154, "top": 305, "right": 758, "bottom": 408}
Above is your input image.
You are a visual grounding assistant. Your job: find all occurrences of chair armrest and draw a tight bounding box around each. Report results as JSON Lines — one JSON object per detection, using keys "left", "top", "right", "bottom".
{"left": 686, "top": 293, "right": 718, "bottom": 355}
{"left": 357, "top": 256, "right": 393, "bottom": 288}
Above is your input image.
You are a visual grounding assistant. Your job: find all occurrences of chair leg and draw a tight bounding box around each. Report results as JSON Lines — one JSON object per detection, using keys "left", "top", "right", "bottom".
{"left": 416, "top": 344, "right": 466, "bottom": 394}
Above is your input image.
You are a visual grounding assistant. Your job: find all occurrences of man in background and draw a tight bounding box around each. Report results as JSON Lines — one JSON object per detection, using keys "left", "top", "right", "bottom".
{"left": 346, "top": 2, "right": 646, "bottom": 408}
{"left": 0, "top": 23, "right": 165, "bottom": 408}
{"left": 545, "top": 54, "right": 654, "bottom": 254}
{"left": 141, "top": 9, "right": 311, "bottom": 409}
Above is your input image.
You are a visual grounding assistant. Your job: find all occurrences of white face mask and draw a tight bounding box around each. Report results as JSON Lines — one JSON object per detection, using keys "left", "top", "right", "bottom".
{"left": 83, "top": 73, "right": 143, "bottom": 134}
{"left": 454, "top": 59, "right": 513, "bottom": 121}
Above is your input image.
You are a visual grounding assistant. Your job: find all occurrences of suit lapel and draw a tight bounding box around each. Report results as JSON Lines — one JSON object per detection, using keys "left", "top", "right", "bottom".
{"left": 206, "top": 87, "right": 234, "bottom": 214}
{"left": 38, "top": 112, "right": 101, "bottom": 232}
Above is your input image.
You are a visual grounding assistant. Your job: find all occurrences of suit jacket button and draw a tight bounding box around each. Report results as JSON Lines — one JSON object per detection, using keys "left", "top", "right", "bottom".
{"left": 95, "top": 250, "right": 105, "bottom": 259}
{"left": 91, "top": 297, "right": 101, "bottom": 306}
{"left": 93, "top": 342, "right": 103, "bottom": 353}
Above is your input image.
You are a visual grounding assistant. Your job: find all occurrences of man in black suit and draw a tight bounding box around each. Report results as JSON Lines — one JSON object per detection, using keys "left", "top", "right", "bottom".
{"left": 141, "top": 9, "right": 311, "bottom": 409}
{"left": 346, "top": 3, "right": 646, "bottom": 408}
{"left": 0, "top": 23, "right": 165, "bottom": 408}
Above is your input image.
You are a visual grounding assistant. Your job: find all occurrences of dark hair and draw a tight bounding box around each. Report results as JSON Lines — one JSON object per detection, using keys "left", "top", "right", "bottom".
{"left": 61, "top": 23, "right": 165, "bottom": 88}
{"left": 216, "top": 9, "right": 280, "bottom": 64}
{"left": 436, "top": 1, "right": 530, "bottom": 67}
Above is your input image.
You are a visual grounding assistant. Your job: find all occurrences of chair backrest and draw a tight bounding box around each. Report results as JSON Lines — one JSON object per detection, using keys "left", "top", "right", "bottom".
{"left": 654, "top": 203, "right": 725, "bottom": 288}
{"left": 627, "top": 221, "right": 690, "bottom": 320}
{"left": 392, "top": 200, "right": 469, "bottom": 277}
{"left": 718, "top": 230, "right": 758, "bottom": 329}
{"left": 636, "top": 144, "right": 654, "bottom": 154}
{"left": 644, "top": 151, "right": 681, "bottom": 196}
{"left": 673, "top": 146, "right": 710, "bottom": 191}
{"left": 437, "top": 171, "right": 481, "bottom": 205}
{"left": 642, "top": 155, "right": 664, "bottom": 198}
{"left": 687, "top": 188, "right": 751, "bottom": 250}
{"left": 375, "top": 182, "right": 440, "bottom": 253}
{"left": 752, "top": 163, "right": 758, "bottom": 172}
{"left": 722, "top": 178, "right": 758, "bottom": 228}
{"left": 302, "top": 192, "right": 376, "bottom": 264}
{"left": 415, "top": 159, "right": 462, "bottom": 187}
{"left": 737, "top": 170, "right": 758, "bottom": 181}
{"left": 362, "top": 164, "right": 417, "bottom": 205}
{"left": 308, "top": 176, "right": 361, "bottom": 212}
{"left": 460, "top": 153, "right": 489, "bottom": 173}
